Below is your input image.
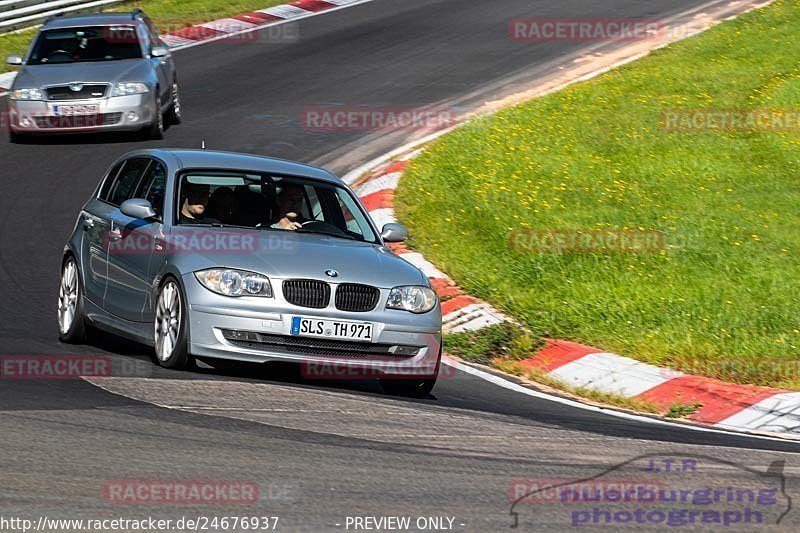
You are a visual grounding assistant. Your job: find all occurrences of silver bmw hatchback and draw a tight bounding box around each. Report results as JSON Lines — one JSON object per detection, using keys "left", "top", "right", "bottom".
{"left": 58, "top": 149, "right": 442, "bottom": 396}
{"left": 6, "top": 10, "right": 180, "bottom": 142}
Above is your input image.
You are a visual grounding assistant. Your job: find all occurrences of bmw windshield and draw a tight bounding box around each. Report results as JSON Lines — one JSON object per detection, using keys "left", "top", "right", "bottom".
{"left": 27, "top": 26, "right": 142, "bottom": 65}
{"left": 177, "top": 171, "right": 380, "bottom": 244}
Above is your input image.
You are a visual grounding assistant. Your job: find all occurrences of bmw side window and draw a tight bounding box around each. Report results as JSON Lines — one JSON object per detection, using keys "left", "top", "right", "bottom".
{"left": 106, "top": 158, "right": 151, "bottom": 206}
{"left": 98, "top": 161, "right": 125, "bottom": 201}
{"left": 138, "top": 161, "right": 167, "bottom": 218}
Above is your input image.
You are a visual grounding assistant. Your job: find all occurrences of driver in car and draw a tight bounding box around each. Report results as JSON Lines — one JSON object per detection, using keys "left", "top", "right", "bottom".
{"left": 272, "top": 183, "right": 305, "bottom": 231}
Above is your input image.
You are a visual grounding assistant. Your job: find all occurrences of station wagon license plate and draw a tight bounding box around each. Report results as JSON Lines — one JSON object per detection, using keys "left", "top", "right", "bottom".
{"left": 52, "top": 104, "right": 98, "bottom": 116}
{"left": 291, "top": 316, "right": 373, "bottom": 342}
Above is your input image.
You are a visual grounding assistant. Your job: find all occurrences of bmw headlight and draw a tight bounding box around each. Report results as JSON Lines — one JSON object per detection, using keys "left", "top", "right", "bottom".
{"left": 386, "top": 286, "right": 437, "bottom": 314}
{"left": 195, "top": 269, "right": 273, "bottom": 297}
{"left": 111, "top": 82, "right": 150, "bottom": 96}
{"left": 10, "top": 88, "right": 43, "bottom": 100}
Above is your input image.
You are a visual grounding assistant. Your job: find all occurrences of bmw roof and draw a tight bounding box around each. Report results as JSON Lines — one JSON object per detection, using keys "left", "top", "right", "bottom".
{"left": 128, "top": 149, "right": 344, "bottom": 184}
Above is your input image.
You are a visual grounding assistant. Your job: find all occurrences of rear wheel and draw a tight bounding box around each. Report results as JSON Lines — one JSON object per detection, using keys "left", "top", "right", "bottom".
{"left": 166, "top": 80, "right": 182, "bottom": 125}
{"left": 154, "top": 278, "right": 191, "bottom": 369}
{"left": 58, "top": 257, "right": 87, "bottom": 343}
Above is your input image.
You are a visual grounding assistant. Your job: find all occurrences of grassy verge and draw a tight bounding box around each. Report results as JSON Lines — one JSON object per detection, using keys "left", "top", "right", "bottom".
{"left": 398, "top": 0, "right": 800, "bottom": 389}
{"left": 0, "top": 0, "right": 287, "bottom": 63}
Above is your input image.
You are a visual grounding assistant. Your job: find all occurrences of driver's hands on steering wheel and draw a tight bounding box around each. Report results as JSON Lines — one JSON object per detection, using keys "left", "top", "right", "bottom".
{"left": 276, "top": 212, "right": 302, "bottom": 231}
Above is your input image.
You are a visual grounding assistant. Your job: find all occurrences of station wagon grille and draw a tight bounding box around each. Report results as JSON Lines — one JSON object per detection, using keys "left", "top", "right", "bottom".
{"left": 335, "top": 284, "right": 380, "bottom": 312}
{"left": 283, "top": 279, "right": 330, "bottom": 309}
{"left": 47, "top": 84, "right": 108, "bottom": 101}
{"left": 34, "top": 113, "right": 122, "bottom": 128}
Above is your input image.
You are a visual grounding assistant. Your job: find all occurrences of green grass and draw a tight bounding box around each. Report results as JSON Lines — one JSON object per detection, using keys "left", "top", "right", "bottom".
{"left": 398, "top": 0, "right": 800, "bottom": 389}
{"left": 0, "top": 0, "right": 287, "bottom": 63}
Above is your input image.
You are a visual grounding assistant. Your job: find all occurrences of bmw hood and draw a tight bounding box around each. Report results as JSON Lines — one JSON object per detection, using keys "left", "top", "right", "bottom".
{"left": 12, "top": 59, "right": 152, "bottom": 89}
{"left": 170, "top": 230, "right": 428, "bottom": 288}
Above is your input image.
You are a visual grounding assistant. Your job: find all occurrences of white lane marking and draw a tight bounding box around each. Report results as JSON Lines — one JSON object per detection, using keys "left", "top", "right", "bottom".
{"left": 355, "top": 171, "right": 402, "bottom": 197}
{"left": 368, "top": 207, "right": 396, "bottom": 228}
{"left": 444, "top": 359, "right": 800, "bottom": 443}
{"left": 397, "top": 252, "right": 448, "bottom": 279}
{"left": 548, "top": 352, "right": 680, "bottom": 397}
{"left": 198, "top": 18, "right": 258, "bottom": 33}
{"left": 259, "top": 5, "right": 313, "bottom": 19}
{"left": 324, "top": 0, "right": 362, "bottom": 5}
{"left": 443, "top": 303, "right": 506, "bottom": 333}
{"left": 160, "top": 34, "right": 197, "bottom": 47}
{"left": 715, "top": 393, "right": 800, "bottom": 435}
{"left": 166, "top": 0, "right": 378, "bottom": 52}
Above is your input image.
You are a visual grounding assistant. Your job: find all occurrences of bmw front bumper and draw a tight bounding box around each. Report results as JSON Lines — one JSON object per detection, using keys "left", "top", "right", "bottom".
{"left": 182, "top": 274, "right": 443, "bottom": 379}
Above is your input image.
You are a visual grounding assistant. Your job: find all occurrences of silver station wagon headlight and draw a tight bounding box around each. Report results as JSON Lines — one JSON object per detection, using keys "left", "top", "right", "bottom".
{"left": 386, "top": 286, "right": 437, "bottom": 314}
{"left": 111, "top": 82, "right": 149, "bottom": 96}
{"left": 11, "top": 88, "right": 43, "bottom": 100}
{"left": 195, "top": 268, "right": 273, "bottom": 298}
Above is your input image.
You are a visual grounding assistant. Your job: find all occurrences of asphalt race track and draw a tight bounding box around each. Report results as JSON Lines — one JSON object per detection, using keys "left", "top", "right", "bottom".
{"left": 1, "top": 0, "right": 799, "bottom": 530}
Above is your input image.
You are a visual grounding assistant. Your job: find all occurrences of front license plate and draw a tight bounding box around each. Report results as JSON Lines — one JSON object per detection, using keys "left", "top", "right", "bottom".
{"left": 291, "top": 317, "right": 373, "bottom": 342}
{"left": 52, "top": 104, "right": 99, "bottom": 116}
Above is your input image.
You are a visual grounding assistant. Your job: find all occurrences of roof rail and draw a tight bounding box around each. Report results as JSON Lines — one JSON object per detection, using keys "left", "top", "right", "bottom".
{"left": 131, "top": 8, "right": 144, "bottom": 20}
{"left": 44, "top": 13, "right": 64, "bottom": 24}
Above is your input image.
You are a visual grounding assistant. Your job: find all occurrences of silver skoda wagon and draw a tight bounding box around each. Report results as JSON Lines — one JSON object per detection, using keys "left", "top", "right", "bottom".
{"left": 58, "top": 149, "right": 442, "bottom": 396}
{"left": 6, "top": 10, "right": 180, "bottom": 142}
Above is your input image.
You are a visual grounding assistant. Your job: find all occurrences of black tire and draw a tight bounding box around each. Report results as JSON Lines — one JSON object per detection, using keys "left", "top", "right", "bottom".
{"left": 166, "top": 80, "right": 182, "bottom": 125}
{"left": 380, "top": 377, "right": 437, "bottom": 398}
{"left": 58, "top": 256, "right": 87, "bottom": 344}
{"left": 153, "top": 277, "right": 192, "bottom": 369}
{"left": 9, "top": 130, "right": 26, "bottom": 144}
{"left": 145, "top": 92, "right": 165, "bottom": 140}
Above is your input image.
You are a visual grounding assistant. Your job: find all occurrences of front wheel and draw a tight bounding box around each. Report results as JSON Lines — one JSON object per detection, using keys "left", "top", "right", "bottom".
{"left": 144, "top": 93, "right": 165, "bottom": 140}
{"left": 9, "top": 130, "right": 27, "bottom": 144}
{"left": 58, "top": 257, "right": 87, "bottom": 343}
{"left": 153, "top": 278, "right": 191, "bottom": 369}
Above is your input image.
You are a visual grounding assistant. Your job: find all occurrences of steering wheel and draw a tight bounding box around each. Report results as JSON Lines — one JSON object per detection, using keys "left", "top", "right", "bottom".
{"left": 299, "top": 220, "right": 347, "bottom": 236}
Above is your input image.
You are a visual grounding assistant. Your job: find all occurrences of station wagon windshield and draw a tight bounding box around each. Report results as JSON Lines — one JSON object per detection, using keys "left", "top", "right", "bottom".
{"left": 28, "top": 26, "right": 142, "bottom": 64}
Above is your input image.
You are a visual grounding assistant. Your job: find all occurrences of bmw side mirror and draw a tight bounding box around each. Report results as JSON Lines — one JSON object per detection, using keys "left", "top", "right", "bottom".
{"left": 6, "top": 55, "right": 22, "bottom": 66}
{"left": 120, "top": 198, "right": 157, "bottom": 220}
{"left": 381, "top": 223, "right": 409, "bottom": 243}
{"left": 151, "top": 46, "right": 169, "bottom": 58}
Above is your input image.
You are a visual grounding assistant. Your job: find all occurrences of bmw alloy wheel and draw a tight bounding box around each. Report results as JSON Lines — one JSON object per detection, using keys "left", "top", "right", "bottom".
{"left": 58, "top": 259, "right": 79, "bottom": 335}
{"left": 155, "top": 280, "right": 182, "bottom": 362}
